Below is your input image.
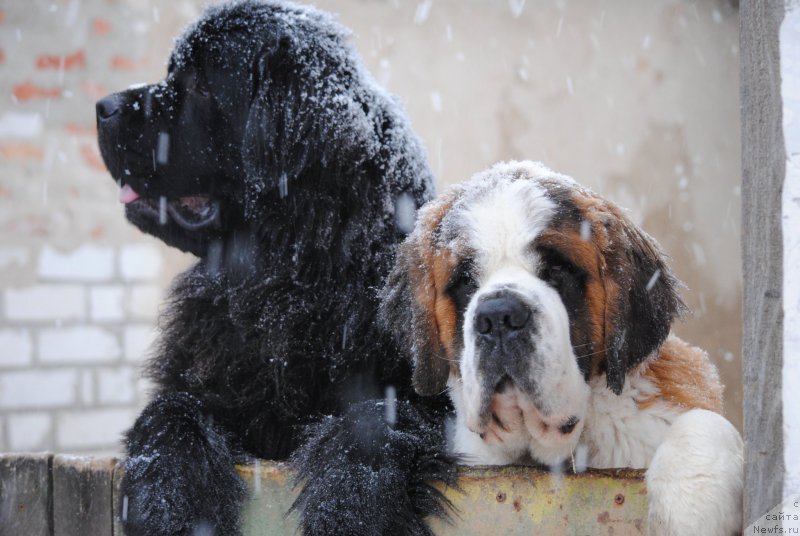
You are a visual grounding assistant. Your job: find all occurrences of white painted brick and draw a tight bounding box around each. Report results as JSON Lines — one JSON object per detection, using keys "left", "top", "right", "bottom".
{"left": 90, "top": 285, "right": 125, "bottom": 322}
{"left": 0, "top": 247, "right": 29, "bottom": 270}
{"left": 38, "top": 244, "right": 114, "bottom": 281}
{"left": 79, "top": 370, "right": 94, "bottom": 405}
{"left": 0, "top": 328, "right": 33, "bottom": 367}
{"left": 135, "top": 376, "right": 155, "bottom": 404}
{"left": 128, "top": 284, "right": 161, "bottom": 319}
{"left": 63, "top": 447, "right": 124, "bottom": 457}
{"left": 119, "top": 244, "right": 162, "bottom": 281}
{"left": 39, "top": 326, "right": 120, "bottom": 363}
{"left": 56, "top": 408, "right": 136, "bottom": 450}
{"left": 0, "top": 369, "right": 78, "bottom": 409}
{"left": 97, "top": 367, "right": 136, "bottom": 404}
{"left": 7, "top": 413, "right": 52, "bottom": 451}
{"left": 5, "top": 285, "right": 85, "bottom": 321}
{"left": 0, "top": 112, "right": 44, "bottom": 138}
{"left": 123, "top": 324, "right": 157, "bottom": 362}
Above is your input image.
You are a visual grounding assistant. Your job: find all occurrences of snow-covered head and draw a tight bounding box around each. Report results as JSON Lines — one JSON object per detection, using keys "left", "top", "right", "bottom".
{"left": 96, "top": 0, "right": 432, "bottom": 258}
{"left": 381, "top": 161, "right": 686, "bottom": 464}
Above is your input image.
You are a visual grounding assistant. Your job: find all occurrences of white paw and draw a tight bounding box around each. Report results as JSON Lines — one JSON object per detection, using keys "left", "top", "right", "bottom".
{"left": 646, "top": 409, "right": 743, "bottom": 536}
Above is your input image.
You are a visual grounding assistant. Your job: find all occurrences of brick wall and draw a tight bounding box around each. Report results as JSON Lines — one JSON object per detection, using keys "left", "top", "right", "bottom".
{"left": 0, "top": 242, "right": 165, "bottom": 453}
{"left": 0, "top": 0, "right": 742, "bottom": 455}
{"left": 0, "top": 1, "right": 193, "bottom": 455}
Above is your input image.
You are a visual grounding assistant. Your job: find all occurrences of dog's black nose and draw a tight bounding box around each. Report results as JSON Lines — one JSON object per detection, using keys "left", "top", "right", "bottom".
{"left": 96, "top": 95, "right": 122, "bottom": 120}
{"left": 475, "top": 296, "right": 530, "bottom": 338}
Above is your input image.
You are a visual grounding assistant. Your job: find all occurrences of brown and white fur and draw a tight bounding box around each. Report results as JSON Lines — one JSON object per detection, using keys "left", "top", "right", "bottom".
{"left": 381, "top": 161, "right": 743, "bottom": 535}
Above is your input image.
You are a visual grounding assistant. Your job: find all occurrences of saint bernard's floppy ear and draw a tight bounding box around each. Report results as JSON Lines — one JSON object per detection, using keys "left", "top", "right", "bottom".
{"left": 598, "top": 206, "right": 687, "bottom": 395}
{"left": 380, "top": 188, "right": 463, "bottom": 396}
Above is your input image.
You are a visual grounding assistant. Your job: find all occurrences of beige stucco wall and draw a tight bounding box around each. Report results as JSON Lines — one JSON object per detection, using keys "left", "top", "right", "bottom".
{"left": 0, "top": 0, "right": 741, "bottom": 455}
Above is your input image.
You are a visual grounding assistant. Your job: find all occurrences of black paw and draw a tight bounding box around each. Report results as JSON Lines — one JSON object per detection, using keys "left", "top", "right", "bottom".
{"left": 121, "top": 392, "right": 247, "bottom": 536}
{"left": 291, "top": 400, "right": 458, "bottom": 536}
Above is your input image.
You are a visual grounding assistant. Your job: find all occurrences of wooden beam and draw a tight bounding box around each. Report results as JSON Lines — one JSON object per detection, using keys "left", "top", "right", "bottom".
{"left": 0, "top": 453, "right": 53, "bottom": 536}
{"left": 740, "top": 0, "right": 786, "bottom": 525}
{"left": 52, "top": 455, "right": 117, "bottom": 536}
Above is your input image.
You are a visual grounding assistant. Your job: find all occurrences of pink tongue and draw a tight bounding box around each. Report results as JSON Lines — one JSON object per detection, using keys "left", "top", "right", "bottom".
{"left": 119, "top": 184, "right": 141, "bottom": 204}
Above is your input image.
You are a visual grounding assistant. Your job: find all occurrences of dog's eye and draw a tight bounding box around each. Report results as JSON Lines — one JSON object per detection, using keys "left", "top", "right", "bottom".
{"left": 538, "top": 248, "right": 583, "bottom": 288}
{"left": 446, "top": 263, "right": 478, "bottom": 314}
{"left": 180, "top": 71, "right": 211, "bottom": 98}
{"left": 448, "top": 270, "right": 475, "bottom": 293}
{"left": 188, "top": 80, "right": 211, "bottom": 98}
{"left": 191, "top": 83, "right": 211, "bottom": 98}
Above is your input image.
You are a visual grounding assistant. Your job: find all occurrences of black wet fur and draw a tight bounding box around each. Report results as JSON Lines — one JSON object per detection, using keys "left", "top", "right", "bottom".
{"left": 291, "top": 401, "right": 459, "bottom": 536}
{"left": 96, "top": 1, "right": 455, "bottom": 534}
{"left": 122, "top": 392, "right": 247, "bottom": 536}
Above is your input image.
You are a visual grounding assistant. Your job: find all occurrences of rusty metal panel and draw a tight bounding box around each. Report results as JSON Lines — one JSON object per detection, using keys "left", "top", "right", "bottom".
{"left": 429, "top": 466, "right": 647, "bottom": 536}
{"left": 237, "top": 462, "right": 647, "bottom": 536}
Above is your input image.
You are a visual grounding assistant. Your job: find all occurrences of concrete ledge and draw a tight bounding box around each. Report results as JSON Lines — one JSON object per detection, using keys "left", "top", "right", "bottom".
{"left": 1, "top": 454, "right": 648, "bottom": 535}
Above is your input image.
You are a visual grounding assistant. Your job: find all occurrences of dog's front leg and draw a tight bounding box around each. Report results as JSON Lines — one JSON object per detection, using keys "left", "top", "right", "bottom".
{"left": 645, "top": 408, "right": 743, "bottom": 536}
{"left": 291, "top": 399, "right": 458, "bottom": 536}
{"left": 121, "top": 391, "right": 247, "bottom": 536}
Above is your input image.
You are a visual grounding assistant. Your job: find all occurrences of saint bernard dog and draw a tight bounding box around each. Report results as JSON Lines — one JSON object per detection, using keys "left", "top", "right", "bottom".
{"left": 381, "top": 161, "right": 743, "bottom": 535}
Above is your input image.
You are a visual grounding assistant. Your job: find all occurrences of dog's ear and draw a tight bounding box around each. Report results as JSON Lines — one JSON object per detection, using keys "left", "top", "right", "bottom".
{"left": 380, "top": 193, "right": 461, "bottom": 396}
{"left": 241, "top": 36, "right": 314, "bottom": 217}
{"left": 602, "top": 215, "right": 686, "bottom": 395}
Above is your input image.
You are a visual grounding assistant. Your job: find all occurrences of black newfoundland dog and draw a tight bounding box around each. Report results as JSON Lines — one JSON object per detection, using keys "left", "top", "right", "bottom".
{"left": 95, "top": 1, "right": 455, "bottom": 535}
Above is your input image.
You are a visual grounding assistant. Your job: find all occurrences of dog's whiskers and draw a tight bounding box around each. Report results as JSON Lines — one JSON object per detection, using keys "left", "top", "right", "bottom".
{"left": 574, "top": 346, "right": 611, "bottom": 359}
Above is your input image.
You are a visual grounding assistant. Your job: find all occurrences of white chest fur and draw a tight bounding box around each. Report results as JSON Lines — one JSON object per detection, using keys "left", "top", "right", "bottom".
{"left": 579, "top": 372, "right": 683, "bottom": 469}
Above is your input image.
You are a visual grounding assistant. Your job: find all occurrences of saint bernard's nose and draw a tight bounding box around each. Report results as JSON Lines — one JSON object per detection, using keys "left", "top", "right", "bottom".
{"left": 474, "top": 295, "right": 531, "bottom": 341}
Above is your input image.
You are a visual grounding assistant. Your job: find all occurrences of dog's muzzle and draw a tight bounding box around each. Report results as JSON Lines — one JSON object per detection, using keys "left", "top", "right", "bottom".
{"left": 462, "top": 284, "right": 590, "bottom": 459}
{"left": 472, "top": 292, "right": 539, "bottom": 396}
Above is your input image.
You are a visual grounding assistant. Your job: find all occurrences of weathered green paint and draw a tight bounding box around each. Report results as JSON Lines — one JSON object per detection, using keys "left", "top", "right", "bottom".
{"left": 238, "top": 462, "right": 648, "bottom": 536}
{"left": 239, "top": 462, "right": 301, "bottom": 536}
